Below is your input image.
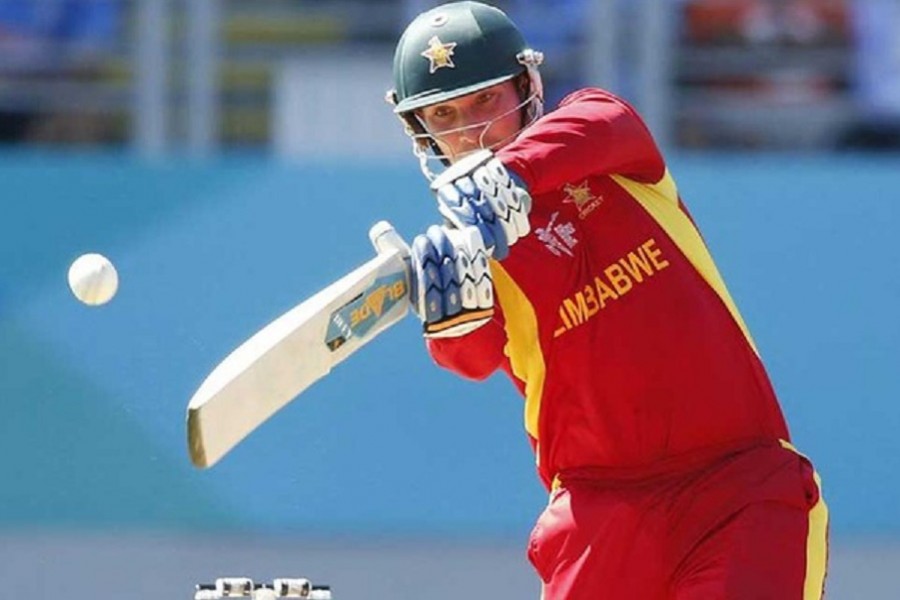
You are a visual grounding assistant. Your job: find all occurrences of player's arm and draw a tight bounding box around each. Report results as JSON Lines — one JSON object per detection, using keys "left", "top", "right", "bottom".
{"left": 426, "top": 310, "right": 508, "bottom": 381}
{"left": 406, "top": 223, "right": 508, "bottom": 380}
{"left": 496, "top": 88, "right": 666, "bottom": 194}
{"left": 424, "top": 91, "right": 662, "bottom": 258}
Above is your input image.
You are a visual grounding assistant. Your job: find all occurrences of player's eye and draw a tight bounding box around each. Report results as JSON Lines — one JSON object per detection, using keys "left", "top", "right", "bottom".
{"left": 477, "top": 92, "right": 495, "bottom": 104}
{"left": 432, "top": 106, "right": 453, "bottom": 119}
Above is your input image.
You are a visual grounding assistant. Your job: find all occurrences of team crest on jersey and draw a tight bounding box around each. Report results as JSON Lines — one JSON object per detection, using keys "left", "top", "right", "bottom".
{"left": 563, "top": 180, "right": 603, "bottom": 219}
{"left": 536, "top": 211, "right": 578, "bottom": 258}
{"left": 421, "top": 36, "right": 457, "bottom": 74}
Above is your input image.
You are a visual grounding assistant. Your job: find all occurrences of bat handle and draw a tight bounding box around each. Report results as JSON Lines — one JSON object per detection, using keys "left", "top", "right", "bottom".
{"left": 369, "top": 221, "right": 410, "bottom": 258}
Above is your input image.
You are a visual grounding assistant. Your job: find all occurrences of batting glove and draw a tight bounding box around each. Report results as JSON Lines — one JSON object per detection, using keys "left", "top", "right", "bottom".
{"left": 431, "top": 149, "right": 532, "bottom": 261}
{"left": 410, "top": 224, "right": 494, "bottom": 338}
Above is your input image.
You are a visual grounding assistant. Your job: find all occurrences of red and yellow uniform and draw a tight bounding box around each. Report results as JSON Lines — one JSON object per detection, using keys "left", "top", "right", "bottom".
{"left": 427, "top": 89, "right": 829, "bottom": 599}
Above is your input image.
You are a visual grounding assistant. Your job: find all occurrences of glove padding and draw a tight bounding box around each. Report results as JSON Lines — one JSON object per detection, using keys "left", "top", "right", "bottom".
{"left": 410, "top": 224, "right": 494, "bottom": 338}
{"left": 430, "top": 149, "right": 532, "bottom": 261}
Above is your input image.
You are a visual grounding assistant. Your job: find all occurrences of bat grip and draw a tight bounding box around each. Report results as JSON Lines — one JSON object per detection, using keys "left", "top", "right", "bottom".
{"left": 369, "top": 220, "right": 410, "bottom": 258}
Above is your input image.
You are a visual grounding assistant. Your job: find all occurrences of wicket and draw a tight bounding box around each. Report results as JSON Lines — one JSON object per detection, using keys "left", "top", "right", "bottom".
{"left": 194, "top": 577, "right": 332, "bottom": 600}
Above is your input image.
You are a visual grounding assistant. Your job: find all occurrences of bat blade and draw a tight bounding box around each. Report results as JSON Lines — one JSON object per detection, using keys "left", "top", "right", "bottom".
{"left": 187, "top": 245, "right": 410, "bottom": 468}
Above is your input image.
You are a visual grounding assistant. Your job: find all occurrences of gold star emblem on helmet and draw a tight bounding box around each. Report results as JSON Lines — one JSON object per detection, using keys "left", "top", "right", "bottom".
{"left": 421, "top": 36, "right": 457, "bottom": 74}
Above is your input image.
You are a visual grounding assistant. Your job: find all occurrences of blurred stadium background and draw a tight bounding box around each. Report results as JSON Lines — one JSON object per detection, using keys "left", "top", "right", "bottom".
{"left": 0, "top": 0, "right": 897, "bottom": 598}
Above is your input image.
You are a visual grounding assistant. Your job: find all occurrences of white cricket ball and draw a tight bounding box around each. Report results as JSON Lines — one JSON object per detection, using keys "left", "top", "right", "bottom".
{"left": 67, "top": 253, "right": 119, "bottom": 306}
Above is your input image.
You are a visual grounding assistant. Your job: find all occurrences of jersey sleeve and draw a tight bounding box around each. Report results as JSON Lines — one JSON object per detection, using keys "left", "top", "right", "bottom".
{"left": 497, "top": 88, "right": 665, "bottom": 195}
{"left": 425, "top": 302, "right": 508, "bottom": 381}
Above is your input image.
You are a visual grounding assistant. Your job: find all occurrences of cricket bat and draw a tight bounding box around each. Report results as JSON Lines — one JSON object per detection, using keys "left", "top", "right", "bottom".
{"left": 187, "top": 221, "right": 411, "bottom": 468}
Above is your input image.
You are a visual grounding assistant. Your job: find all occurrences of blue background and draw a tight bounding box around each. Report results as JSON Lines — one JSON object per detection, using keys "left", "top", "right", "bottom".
{"left": 1, "top": 153, "right": 897, "bottom": 538}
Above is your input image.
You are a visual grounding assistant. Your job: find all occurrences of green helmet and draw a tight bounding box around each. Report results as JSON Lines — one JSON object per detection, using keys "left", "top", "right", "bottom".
{"left": 388, "top": 1, "right": 544, "bottom": 175}
{"left": 390, "top": 1, "right": 541, "bottom": 113}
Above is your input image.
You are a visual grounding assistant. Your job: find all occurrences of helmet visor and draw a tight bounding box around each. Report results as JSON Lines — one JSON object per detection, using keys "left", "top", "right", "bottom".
{"left": 394, "top": 71, "right": 520, "bottom": 114}
{"left": 410, "top": 89, "right": 541, "bottom": 177}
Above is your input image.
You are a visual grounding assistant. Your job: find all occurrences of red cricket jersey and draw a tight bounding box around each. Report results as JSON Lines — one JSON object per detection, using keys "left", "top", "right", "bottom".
{"left": 427, "top": 88, "right": 790, "bottom": 489}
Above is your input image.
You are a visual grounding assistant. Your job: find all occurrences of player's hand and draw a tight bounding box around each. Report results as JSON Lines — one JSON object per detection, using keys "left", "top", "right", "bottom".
{"left": 430, "top": 149, "right": 532, "bottom": 261}
{"left": 410, "top": 224, "right": 494, "bottom": 338}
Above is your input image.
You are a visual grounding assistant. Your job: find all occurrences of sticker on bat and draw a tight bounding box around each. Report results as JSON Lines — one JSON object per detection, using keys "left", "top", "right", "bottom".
{"left": 325, "top": 273, "right": 407, "bottom": 351}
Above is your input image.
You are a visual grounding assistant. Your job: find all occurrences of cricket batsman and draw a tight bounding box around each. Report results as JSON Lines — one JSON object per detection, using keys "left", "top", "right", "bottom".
{"left": 386, "top": 2, "right": 829, "bottom": 599}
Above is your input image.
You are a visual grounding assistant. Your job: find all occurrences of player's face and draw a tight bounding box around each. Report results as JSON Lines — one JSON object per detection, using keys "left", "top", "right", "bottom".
{"left": 417, "top": 80, "right": 523, "bottom": 162}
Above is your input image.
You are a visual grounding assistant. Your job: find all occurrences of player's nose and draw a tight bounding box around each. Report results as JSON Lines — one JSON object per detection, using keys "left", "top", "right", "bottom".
{"left": 456, "top": 134, "right": 478, "bottom": 153}
{"left": 452, "top": 126, "right": 484, "bottom": 155}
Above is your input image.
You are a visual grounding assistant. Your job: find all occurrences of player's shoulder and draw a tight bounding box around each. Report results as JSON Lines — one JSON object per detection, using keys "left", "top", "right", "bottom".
{"left": 556, "top": 87, "right": 629, "bottom": 108}
{"left": 555, "top": 87, "right": 646, "bottom": 122}
{"left": 559, "top": 87, "right": 621, "bottom": 106}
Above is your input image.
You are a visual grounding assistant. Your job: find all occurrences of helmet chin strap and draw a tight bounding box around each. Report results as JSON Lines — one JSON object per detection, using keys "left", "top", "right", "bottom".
{"left": 410, "top": 89, "right": 543, "bottom": 181}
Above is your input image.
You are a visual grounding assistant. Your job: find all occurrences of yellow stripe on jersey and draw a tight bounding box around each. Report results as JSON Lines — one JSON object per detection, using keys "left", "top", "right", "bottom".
{"left": 491, "top": 259, "right": 546, "bottom": 440}
{"left": 804, "top": 470, "right": 829, "bottom": 600}
{"left": 779, "top": 440, "right": 829, "bottom": 600}
{"left": 610, "top": 171, "right": 758, "bottom": 354}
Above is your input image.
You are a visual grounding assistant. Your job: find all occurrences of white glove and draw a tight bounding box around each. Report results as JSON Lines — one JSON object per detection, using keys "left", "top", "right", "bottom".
{"left": 410, "top": 224, "right": 494, "bottom": 338}
{"left": 431, "top": 149, "right": 532, "bottom": 260}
